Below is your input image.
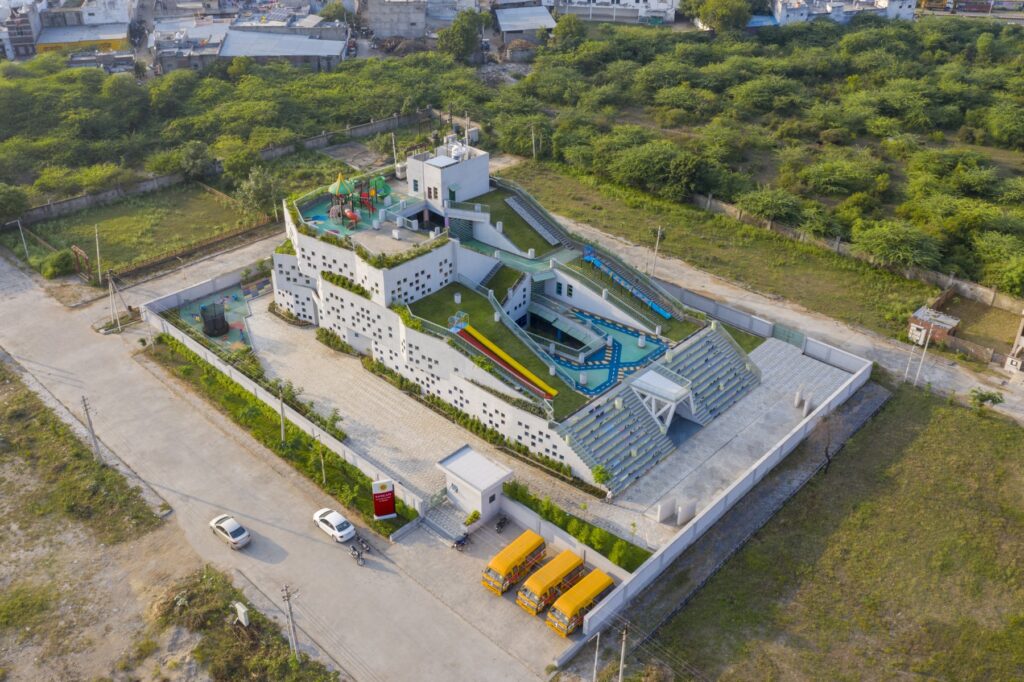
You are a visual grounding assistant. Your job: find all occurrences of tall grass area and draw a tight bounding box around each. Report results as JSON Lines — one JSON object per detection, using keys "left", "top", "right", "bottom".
{"left": 648, "top": 386, "right": 1024, "bottom": 680}
{"left": 0, "top": 362, "right": 160, "bottom": 544}
{"left": 0, "top": 185, "right": 250, "bottom": 275}
{"left": 150, "top": 334, "right": 416, "bottom": 536}
{"left": 158, "top": 566, "right": 336, "bottom": 681}
{"left": 501, "top": 163, "right": 937, "bottom": 339}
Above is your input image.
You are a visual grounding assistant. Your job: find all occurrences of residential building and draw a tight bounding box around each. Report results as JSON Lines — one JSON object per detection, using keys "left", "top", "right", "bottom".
{"left": 770, "top": 0, "right": 915, "bottom": 26}
{"left": 2, "top": 0, "right": 44, "bottom": 58}
{"left": 543, "top": 0, "right": 678, "bottom": 24}
{"left": 36, "top": 21, "right": 129, "bottom": 51}
{"left": 493, "top": 5, "right": 554, "bottom": 44}
{"left": 358, "top": 0, "right": 426, "bottom": 38}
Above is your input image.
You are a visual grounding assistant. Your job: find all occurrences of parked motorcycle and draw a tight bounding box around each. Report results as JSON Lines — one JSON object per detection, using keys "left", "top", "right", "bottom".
{"left": 451, "top": 533, "right": 471, "bottom": 551}
{"left": 355, "top": 533, "right": 372, "bottom": 554}
{"left": 495, "top": 516, "right": 509, "bottom": 534}
{"left": 350, "top": 545, "right": 365, "bottom": 566}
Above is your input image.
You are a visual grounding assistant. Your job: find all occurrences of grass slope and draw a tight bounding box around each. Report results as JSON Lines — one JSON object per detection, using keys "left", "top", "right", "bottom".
{"left": 649, "top": 386, "right": 1024, "bottom": 680}
{"left": 1, "top": 185, "right": 247, "bottom": 273}
{"left": 501, "top": 163, "right": 937, "bottom": 339}
{"left": 474, "top": 188, "right": 558, "bottom": 257}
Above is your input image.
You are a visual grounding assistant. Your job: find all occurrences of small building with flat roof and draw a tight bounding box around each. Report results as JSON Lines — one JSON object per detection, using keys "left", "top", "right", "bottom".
{"left": 909, "top": 306, "right": 959, "bottom": 346}
{"left": 437, "top": 445, "right": 513, "bottom": 522}
{"left": 493, "top": 5, "right": 554, "bottom": 43}
{"left": 36, "top": 22, "right": 128, "bottom": 52}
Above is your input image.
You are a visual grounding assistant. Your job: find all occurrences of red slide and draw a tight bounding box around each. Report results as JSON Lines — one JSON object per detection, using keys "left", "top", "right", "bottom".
{"left": 458, "top": 330, "right": 554, "bottom": 400}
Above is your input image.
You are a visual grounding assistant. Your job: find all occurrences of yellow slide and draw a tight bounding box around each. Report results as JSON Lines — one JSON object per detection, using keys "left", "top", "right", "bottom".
{"left": 463, "top": 324, "right": 559, "bottom": 398}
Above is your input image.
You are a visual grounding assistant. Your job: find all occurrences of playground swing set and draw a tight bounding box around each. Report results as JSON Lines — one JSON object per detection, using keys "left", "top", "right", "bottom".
{"left": 325, "top": 172, "right": 392, "bottom": 228}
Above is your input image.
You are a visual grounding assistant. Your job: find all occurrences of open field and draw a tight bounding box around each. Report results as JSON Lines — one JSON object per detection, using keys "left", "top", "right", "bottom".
{"left": 941, "top": 296, "right": 1022, "bottom": 355}
{"left": 474, "top": 188, "right": 559, "bottom": 257}
{"left": 500, "top": 163, "right": 938, "bottom": 339}
{"left": 0, "top": 184, "right": 250, "bottom": 275}
{"left": 641, "top": 386, "right": 1024, "bottom": 680}
{"left": 410, "top": 282, "right": 588, "bottom": 418}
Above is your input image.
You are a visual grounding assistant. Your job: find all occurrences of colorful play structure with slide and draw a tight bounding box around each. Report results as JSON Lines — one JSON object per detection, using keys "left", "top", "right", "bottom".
{"left": 582, "top": 246, "right": 672, "bottom": 320}
{"left": 450, "top": 316, "right": 559, "bottom": 400}
{"left": 324, "top": 172, "right": 392, "bottom": 227}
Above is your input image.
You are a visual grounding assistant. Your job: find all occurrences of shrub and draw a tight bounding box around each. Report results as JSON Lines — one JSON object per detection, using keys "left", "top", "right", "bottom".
{"left": 322, "top": 271, "right": 370, "bottom": 298}
{"left": 503, "top": 480, "right": 652, "bottom": 572}
{"left": 316, "top": 327, "right": 356, "bottom": 354}
{"left": 39, "top": 249, "right": 75, "bottom": 279}
{"left": 464, "top": 510, "right": 480, "bottom": 526}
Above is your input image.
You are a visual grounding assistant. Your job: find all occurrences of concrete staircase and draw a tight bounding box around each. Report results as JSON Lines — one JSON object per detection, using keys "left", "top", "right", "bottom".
{"left": 480, "top": 261, "right": 504, "bottom": 289}
{"left": 662, "top": 326, "right": 760, "bottom": 426}
{"left": 423, "top": 499, "right": 465, "bottom": 541}
{"left": 558, "top": 386, "right": 676, "bottom": 494}
{"left": 505, "top": 195, "right": 574, "bottom": 249}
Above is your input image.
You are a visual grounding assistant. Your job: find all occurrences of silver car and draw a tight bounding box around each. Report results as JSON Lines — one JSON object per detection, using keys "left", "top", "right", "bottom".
{"left": 209, "top": 514, "right": 251, "bottom": 550}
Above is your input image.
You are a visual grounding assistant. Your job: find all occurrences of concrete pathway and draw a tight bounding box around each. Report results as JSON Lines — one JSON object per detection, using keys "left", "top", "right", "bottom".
{"left": 0, "top": 250, "right": 541, "bottom": 682}
{"left": 559, "top": 216, "right": 1024, "bottom": 425}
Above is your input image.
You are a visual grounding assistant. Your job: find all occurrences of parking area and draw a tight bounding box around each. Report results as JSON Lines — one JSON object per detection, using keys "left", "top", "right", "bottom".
{"left": 385, "top": 520, "right": 592, "bottom": 676}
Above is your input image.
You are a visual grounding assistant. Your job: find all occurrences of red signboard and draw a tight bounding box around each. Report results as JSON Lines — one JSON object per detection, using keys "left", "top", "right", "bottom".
{"left": 372, "top": 479, "right": 397, "bottom": 520}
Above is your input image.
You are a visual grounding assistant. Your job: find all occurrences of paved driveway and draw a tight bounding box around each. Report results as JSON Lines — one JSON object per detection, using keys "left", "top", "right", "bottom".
{"left": 0, "top": 251, "right": 540, "bottom": 682}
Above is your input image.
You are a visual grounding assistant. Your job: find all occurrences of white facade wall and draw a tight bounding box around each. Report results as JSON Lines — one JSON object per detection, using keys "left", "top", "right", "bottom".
{"left": 454, "top": 244, "right": 500, "bottom": 287}
{"left": 501, "top": 272, "right": 530, "bottom": 321}
{"left": 380, "top": 241, "right": 457, "bottom": 306}
{"left": 545, "top": 270, "right": 654, "bottom": 333}
{"left": 406, "top": 147, "right": 491, "bottom": 214}
{"left": 272, "top": 253, "right": 319, "bottom": 325}
{"left": 473, "top": 218, "right": 525, "bottom": 256}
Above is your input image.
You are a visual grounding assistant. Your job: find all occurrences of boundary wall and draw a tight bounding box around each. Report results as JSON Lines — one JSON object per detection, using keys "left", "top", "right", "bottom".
{"left": 568, "top": 347, "right": 872, "bottom": 651}
{"left": 141, "top": 271, "right": 427, "bottom": 515}
{"left": 691, "top": 192, "right": 1024, "bottom": 316}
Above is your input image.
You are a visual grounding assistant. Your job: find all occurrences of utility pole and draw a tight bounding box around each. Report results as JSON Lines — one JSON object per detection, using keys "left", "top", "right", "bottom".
{"left": 81, "top": 396, "right": 100, "bottom": 459}
{"left": 914, "top": 326, "right": 932, "bottom": 387}
{"left": 391, "top": 132, "right": 398, "bottom": 168}
{"left": 281, "top": 584, "right": 298, "bottom": 660}
{"left": 651, "top": 226, "right": 663, "bottom": 278}
{"left": 7, "top": 219, "right": 30, "bottom": 262}
{"left": 618, "top": 627, "right": 627, "bottom": 682}
{"left": 903, "top": 344, "right": 915, "bottom": 381}
{"left": 591, "top": 631, "right": 601, "bottom": 682}
{"left": 107, "top": 273, "right": 122, "bottom": 332}
{"left": 279, "top": 388, "right": 286, "bottom": 444}
{"left": 94, "top": 224, "right": 102, "bottom": 285}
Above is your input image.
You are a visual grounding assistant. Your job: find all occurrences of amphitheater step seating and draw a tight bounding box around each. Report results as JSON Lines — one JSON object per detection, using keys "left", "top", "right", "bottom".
{"left": 558, "top": 385, "right": 675, "bottom": 494}
{"left": 558, "top": 324, "right": 759, "bottom": 493}
{"left": 505, "top": 195, "right": 576, "bottom": 249}
{"left": 662, "top": 326, "right": 760, "bottom": 426}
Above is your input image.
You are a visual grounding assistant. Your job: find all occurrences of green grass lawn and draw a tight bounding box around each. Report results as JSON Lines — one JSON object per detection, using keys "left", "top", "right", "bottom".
{"left": 409, "top": 283, "right": 588, "bottom": 419}
{"left": 500, "top": 163, "right": 938, "bottom": 339}
{"left": 646, "top": 386, "right": 1024, "bottom": 680}
{"left": 473, "top": 188, "right": 559, "bottom": 257}
{"left": 485, "top": 264, "right": 523, "bottom": 301}
{"left": 721, "top": 323, "right": 766, "bottom": 354}
{"left": 941, "top": 296, "right": 1021, "bottom": 354}
{"left": 0, "top": 184, "right": 250, "bottom": 274}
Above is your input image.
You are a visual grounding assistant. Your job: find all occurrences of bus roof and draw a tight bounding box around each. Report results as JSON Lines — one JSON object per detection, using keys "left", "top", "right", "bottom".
{"left": 487, "top": 529, "right": 544, "bottom": 576}
{"left": 550, "top": 569, "right": 613, "bottom": 618}
{"left": 522, "top": 550, "right": 582, "bottom": 595}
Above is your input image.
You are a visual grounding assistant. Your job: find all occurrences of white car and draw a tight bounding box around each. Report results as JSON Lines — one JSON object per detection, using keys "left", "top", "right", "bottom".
{"left": 209, "top": 514, "right": 251, "bottom": 550}
{"left": 313, "top": 508, "right": 356, "bottom": 543}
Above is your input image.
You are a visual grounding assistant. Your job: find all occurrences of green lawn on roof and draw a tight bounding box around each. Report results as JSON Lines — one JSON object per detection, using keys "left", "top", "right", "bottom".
{"left": 484, "top": 265, "right": 523, "bottom": 302}
{"left": 409, "top": 283, "right": 587, "bottom": 419}
{"left": 473, "top": 189, "right": 558, "bottom": 258}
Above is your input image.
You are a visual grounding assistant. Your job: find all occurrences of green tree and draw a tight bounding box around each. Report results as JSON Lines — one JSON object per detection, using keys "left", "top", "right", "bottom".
{"left": 236, "top": 166, "right": 281, "bottom": 215}
{"left": 852, "top": 220, "right": 941, "bottom": 269}
{"left": 319, "top": 1, "right": 350, "bottom": 21}
{"left": 968, "top": 387, "right": 1004, "bottom": 414}
{"left": 437, "top": 10, "right": 484, "bottom": 64}
{"left": 178, "top": 141, "right": 216, "bottom": 181}
{"left": 736, "top": 188, "right": 804, "bottom": 224}
{"left": 592, "top": 465, "right": 610, "bottom": 485}
{"left": 551, "top": 14, "right": 585, "bottom": 52}
{"left": 698, "top": 0, "right": 751, "bottom": 33}
{"left": 0, "top": 183, "right": 29, "bottom": 223}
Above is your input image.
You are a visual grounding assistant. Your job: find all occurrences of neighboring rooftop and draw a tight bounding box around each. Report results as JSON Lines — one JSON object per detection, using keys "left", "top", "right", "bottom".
{"left": 911, "top": 306, "right": 960, "bottom": 331}
{"left": 36, "top": 22, "right": 127, "bottom": 45}
{"left": 220, "top": 30, "right": 345, "bottom": 57}
{"left": 494, "top": 5, "right": 556, "bottom": 32}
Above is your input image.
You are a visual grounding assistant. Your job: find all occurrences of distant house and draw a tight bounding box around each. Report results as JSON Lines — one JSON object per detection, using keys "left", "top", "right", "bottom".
{"left": 908, "top": 307, "right": 959, "bottom": 346}
{"left": 493, "top": 5, "right": 554, "bottom": 45}
{"left": 36, "top": 22, "right": 129, "bottom": 52}
{"left": 1005, "top": 317, "right": 1024, "bottom": 374}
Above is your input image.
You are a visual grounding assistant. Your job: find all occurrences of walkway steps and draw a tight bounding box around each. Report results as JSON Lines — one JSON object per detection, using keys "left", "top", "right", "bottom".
{"left": 505, "top": 195, "right": 575, "bottom": 249}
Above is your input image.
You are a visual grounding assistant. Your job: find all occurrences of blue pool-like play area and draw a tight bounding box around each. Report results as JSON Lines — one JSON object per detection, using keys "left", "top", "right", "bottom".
{"left": 552, "top": 312, "right": 667, "bottom": 395}
{"left": 175, "top": 279, "right": 271, "bottom": 351}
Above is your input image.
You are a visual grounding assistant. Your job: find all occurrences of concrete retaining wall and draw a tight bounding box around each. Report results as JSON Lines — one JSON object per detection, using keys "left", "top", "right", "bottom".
{"left": 10, "top": 174, "right": 184, "bottom": 227}
{"left": 577, "top": 345, "right": 873, "bottom": 640}
{"left": 141, "top": 275, "right": 427, "bottom": 516}
{"left": 677, "top": 289, "right": 775, "bottom": 338}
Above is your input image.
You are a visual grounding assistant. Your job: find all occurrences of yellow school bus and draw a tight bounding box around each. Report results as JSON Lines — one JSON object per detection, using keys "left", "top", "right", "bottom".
{"left": 481, "top": 529, "right": 546, "bottom": 595}
{"left": 516, "top": 550, "right": 586, "bottom": 615}
{"left": 545, "top": 569, "right": 613, "bottom": 637}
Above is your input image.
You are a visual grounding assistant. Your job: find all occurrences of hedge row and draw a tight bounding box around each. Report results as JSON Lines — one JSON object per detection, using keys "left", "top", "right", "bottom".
{"left": 152, "top": 334, "right": 416, "bottom": 536}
